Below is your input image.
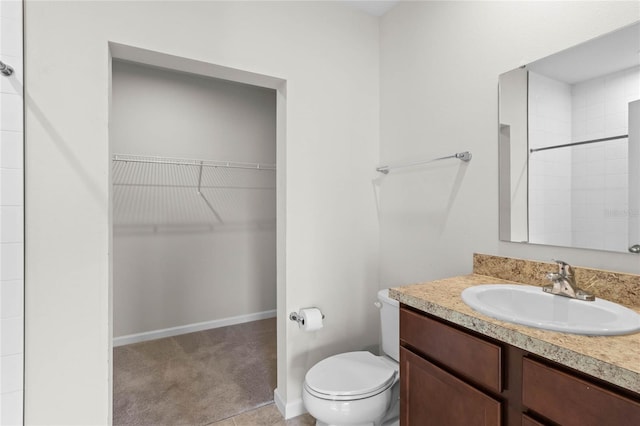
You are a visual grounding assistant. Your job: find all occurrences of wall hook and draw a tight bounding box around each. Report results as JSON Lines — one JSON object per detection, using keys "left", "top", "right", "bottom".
{"left": 0, "top": 60, "right": 14, "bottom": 77}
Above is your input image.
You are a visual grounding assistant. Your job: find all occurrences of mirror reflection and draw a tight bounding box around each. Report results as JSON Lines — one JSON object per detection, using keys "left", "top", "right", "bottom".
{"left": 499, "top": 22, "right": 640, "bottom": 254}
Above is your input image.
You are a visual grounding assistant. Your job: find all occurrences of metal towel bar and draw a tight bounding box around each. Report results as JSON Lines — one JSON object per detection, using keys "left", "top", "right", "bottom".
{"left": 376, "top": 151, "right": 472, "bottom": 174}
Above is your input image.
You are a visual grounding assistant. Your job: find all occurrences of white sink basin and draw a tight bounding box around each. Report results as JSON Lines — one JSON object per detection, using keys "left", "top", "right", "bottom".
{"left": 461, "top": 284, "right": 640, "bottom": 336}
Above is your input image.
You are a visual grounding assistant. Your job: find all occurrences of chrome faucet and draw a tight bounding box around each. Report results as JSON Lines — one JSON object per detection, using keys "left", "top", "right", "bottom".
{"left": 543, "top": 260, "right": 595, "bottom": 301}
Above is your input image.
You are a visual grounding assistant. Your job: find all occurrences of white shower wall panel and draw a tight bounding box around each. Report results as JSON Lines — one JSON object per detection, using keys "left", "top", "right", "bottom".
{"left": 528, "top": 66, "right": 639, "bottom": 251}
{"left": 570, "top": 66, "right": 639, "bottom": 251}
{"left": 528, "top": 72, "right": 573, "bottom": 247}
{"left": 0, "top": 0, "right": 23, "bottom": 423}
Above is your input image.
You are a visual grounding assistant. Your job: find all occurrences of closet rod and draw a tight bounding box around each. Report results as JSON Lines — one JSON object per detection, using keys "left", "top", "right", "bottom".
{"left": 112, "top": 154, "right": 276, "bottom": 171}
{"left": 529, "top": 134, "right": 628, "bottom": 153}
{"left": 376, "top": 151, "right": 472, "bottom": 174}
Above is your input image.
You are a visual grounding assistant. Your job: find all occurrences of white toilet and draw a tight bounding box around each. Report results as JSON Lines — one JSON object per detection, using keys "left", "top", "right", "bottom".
{"left": 302, "top": 289, "right": 400, "bottom": 426}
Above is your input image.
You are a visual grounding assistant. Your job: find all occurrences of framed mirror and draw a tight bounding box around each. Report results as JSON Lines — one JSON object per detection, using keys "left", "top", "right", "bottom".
{"left": 499, "top": 21, "right": 640, "bottom": 254}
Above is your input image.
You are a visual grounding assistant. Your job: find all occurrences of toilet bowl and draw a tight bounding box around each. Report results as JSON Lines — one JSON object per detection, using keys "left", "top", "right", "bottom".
{"left": 302, "top": 289, "right": 400, "bottom": 426}
{"left": 302, "top": 351, "right": 398, "bottom": 426}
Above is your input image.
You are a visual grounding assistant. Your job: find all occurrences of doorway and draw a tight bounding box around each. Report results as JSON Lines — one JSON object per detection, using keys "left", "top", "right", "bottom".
{"left": 109, "top": 51, "right": 283, "bottom": 424}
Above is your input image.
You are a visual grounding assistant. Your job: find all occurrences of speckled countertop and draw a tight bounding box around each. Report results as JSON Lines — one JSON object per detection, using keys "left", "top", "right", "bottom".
{"left": 390, "top": 266, "right": 640, "bottom": 394}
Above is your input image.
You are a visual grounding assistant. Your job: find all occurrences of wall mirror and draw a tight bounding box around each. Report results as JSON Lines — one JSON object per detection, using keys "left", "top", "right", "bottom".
{"left": 499, "top": 21, "right": 640, "bottom": 254}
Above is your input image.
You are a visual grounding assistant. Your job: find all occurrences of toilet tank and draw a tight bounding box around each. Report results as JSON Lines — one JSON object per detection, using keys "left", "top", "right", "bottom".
{"left": 377, "top": 289, "right": 399, "bottom": 362}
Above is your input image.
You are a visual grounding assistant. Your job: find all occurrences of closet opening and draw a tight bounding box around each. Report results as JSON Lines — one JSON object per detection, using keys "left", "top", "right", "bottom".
{"left": 109, "top": 55, "right": 280, "bottom": 425}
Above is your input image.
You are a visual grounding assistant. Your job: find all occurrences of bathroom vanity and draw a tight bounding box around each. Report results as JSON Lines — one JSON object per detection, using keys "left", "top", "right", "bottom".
{"left": 391, "top": 254, "right": 640, "bottom": 425}
{"left": 400, "top": 306, "right": 640, "bottom": 425}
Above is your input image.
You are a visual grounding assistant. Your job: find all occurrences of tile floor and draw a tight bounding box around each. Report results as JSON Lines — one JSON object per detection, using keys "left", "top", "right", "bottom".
{"left": 113, "top": 318, "right": 314, "bottom": 425}
{"left": 210, "top": 403, "right": 314, "bottom": 426}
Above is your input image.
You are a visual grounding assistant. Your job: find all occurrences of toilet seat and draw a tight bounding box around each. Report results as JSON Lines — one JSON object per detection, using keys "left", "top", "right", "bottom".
{"left": 304, "top": 351, "right": 397, "bottom": 401}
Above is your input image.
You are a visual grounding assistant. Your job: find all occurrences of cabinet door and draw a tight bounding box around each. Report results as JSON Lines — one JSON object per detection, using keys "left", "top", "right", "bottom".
{"left": 401, "top": 347, "right": 501, "bottom": 426}
{"left": 521, "top": 414, "right": 546, "bottom": 426}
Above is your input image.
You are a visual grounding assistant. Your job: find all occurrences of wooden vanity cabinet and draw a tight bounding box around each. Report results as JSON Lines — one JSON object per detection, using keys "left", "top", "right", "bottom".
{"left": 399, "top": 305, "right": 640, "bottom": 426}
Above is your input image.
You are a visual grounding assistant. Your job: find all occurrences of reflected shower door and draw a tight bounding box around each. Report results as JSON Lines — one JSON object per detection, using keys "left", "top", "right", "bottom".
{"left": 629, "top": 100, "right": 640, "bottom": 253}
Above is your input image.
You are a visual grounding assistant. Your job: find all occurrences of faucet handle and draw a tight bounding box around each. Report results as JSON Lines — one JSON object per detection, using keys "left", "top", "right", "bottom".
{"left": 546, "top": 272, "right": 561, "bottom": 281}
{"left": 552, "top": 259, "right": 573, "bottom": 277}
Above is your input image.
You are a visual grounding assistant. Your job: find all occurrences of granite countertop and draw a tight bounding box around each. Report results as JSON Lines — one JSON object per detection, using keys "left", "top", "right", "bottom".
{"left": 390, "top": 274, "right": 640, "bottom": 394}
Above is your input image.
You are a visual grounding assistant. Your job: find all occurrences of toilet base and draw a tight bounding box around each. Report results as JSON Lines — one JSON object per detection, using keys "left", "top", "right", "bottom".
{"left": 379, "top": 379, "right": 400, "bottom": 426}
{"left": 303, "top": 386, "right": 391, "bottom": 426}
{"left": 305, "top": 380, "right": 399, "bottom": 426}
{"left": 313, "top": 418, "right": 398, "bottom": 426}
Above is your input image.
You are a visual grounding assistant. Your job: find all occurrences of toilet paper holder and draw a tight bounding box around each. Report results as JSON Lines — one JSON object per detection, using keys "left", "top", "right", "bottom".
{"left": 289, "top": 308, "right": 325, "bottom": 325}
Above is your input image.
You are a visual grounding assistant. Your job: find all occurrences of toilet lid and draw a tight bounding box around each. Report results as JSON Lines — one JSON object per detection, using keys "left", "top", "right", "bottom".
{"left": 304, "top": 351, "right": 397, "bottom": 400}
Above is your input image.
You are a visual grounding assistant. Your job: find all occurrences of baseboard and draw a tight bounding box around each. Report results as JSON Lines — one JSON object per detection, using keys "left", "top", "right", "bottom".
{"left": 274, "top": 388, "right": 287, "bottom": 417}
{"left": 113, "top": 309, "right": 277, "bottom": 347}
{"left": 274, "top": 388, "right": 307, "bottom": 420}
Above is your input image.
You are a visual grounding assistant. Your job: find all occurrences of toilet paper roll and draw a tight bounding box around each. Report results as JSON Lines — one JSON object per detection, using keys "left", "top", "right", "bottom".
{"left": 299, "top": 308, "right": 323, "bottom": 331}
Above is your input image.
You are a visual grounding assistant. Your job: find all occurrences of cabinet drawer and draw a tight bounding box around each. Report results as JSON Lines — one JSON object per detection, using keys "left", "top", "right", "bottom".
{"left": 522, "top": 358, "right": 640, "bottom": 426}
{"left": 400, "top": 307, "right": 502, "bottom": 393}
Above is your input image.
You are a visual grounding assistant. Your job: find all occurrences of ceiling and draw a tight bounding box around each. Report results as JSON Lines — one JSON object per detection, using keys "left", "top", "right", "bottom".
{"left": 343, "top": 1, "right": 400, "bottom": 17}
{"left": 527, "top": 21, "right": 639, "bottom": 84}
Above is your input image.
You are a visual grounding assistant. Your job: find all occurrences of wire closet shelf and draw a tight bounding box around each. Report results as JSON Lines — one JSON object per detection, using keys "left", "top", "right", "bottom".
{"left": 112, "top": 154, "right": 276, "bottom": 232}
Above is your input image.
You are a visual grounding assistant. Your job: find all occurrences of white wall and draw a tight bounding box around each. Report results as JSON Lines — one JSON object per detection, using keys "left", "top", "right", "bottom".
{"left": 379, "top": 0, "right": 640, "bottom": 293}
{"left": 0, "top": 0, "right": 23, "bottom": 424}
{"left": 25, "top": 1, "right": 379, "bottom": 424}
{"left": 111, "top": 60, "right": 277, "bottom": 162}
{"left": 24, "top": 1, "right": 640, "bottom": 424}
{"left": 111, "top": 60, "right": 277, "bottom": 339}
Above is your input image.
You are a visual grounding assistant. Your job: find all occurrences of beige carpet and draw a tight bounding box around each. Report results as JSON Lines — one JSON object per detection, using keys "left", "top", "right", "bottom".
{"left": 114, "top": 318, "right": 282, "bottom": 425}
